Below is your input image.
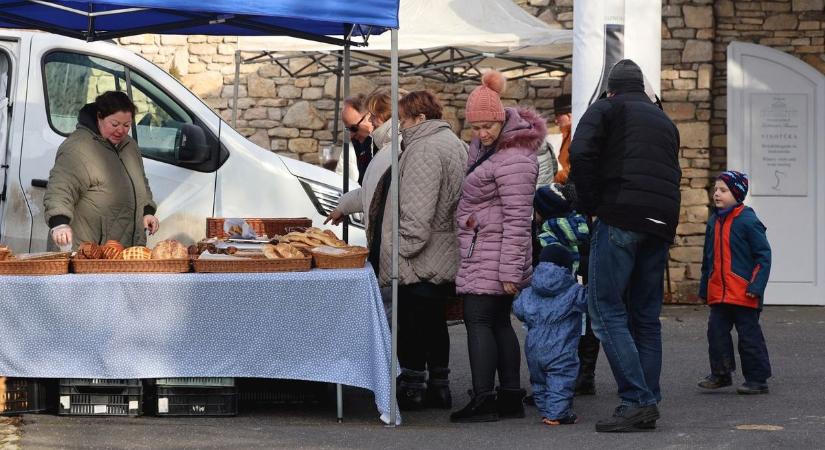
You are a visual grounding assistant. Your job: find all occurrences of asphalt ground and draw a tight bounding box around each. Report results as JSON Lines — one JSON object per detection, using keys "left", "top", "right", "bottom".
{"left": 17, "top": 305, "right": 825, "bottom": 449}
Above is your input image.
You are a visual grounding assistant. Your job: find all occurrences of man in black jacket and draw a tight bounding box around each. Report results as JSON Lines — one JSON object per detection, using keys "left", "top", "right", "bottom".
{"left": 570, "top": 59, "right": 681, "bottom": 432}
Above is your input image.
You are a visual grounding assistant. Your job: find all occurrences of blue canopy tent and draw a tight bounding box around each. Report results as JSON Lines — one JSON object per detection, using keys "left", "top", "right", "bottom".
{"left": 0, "top": 0, "right": 403, "bottom": 426}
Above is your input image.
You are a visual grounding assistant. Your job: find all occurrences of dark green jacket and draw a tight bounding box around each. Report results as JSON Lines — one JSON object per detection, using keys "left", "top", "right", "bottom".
{"left": 44, "top": 103, "right": 156, "bottom": 249}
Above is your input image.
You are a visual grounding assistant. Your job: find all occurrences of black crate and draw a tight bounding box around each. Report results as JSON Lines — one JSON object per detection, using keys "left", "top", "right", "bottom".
{"left": 237, "top": 378, "right": 330, "bottom": 406}
{"left": 1, "top": 378, "right": 54, "bottom": 415}
{"left": 58, "top": 380, "right": 142, "bottom": 416}
{"left": 153, "top": 386, "right": 237, "bottom": 416}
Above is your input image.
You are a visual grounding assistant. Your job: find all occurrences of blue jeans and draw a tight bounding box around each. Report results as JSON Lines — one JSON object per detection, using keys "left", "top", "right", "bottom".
{"left": 587, "top": 221, "right": 668, "bottom": 407}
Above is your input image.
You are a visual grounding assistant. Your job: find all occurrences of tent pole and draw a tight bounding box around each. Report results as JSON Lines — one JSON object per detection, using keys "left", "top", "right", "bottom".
{"left": 232, "top": 50, "right": 240, "bottom": 129}
{"left": 342, "top": 44, "right": 351, "bottom": 243}
{"left": 389, "top": 27, "right": 399, "bottom": 428}
{"left": 332, "top": 51, "right": 343, "bottom": 147}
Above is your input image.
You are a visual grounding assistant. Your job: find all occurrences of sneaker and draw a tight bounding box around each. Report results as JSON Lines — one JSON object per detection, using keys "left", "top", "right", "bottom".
{"left": 634, "top": 420, "right": 657, "bottom": 430}
{"left": 542, "top": 413, "right": 578, "bottom": 426}
{"left": 595, "top": 404, "right": 660, "bottom": 433}
{"left": 737, "top": 381, "right": 769, "bottom": 395}
{"left": 697, "top": 374, "right": 732, "bottom": 390}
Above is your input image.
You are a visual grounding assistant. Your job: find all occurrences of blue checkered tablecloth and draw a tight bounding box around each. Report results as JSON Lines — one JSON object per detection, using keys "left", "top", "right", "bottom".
{"left": 0, "top": 267, "right": 398, "bottom": 421}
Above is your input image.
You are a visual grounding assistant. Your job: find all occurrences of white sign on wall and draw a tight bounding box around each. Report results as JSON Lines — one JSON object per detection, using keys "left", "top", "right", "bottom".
{"left": 750, "top": 94, "right": 808, "bottom": 196}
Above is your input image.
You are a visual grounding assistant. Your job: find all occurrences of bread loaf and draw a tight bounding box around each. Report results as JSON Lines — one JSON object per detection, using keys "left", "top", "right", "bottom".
{"left": 101, "top": 240, "right": 124, "bottom": 260}
{"left": 122, "top": 246, "right": 152, "bottom": 260}
{"left": 150, "top": 240, "right": 188, "bottom": 260}
{"left": 76, "top": 242, "right": 103, "bottom": 260}
{"left": 263, "top": 243, "right": 304, "bottom": 259}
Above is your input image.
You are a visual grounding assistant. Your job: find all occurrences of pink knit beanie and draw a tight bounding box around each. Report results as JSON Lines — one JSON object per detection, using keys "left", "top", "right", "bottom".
{"left": 465, "top": 71, "right": 506, "bottom": 123}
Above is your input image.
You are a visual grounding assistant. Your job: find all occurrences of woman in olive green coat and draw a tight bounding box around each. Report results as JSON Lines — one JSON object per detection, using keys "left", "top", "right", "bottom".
{"left": 45, "top": 91, "right": 158, "bottom": 250}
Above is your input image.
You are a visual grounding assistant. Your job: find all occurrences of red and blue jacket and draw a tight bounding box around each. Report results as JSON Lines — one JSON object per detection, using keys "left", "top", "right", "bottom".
{"left": 699, "top": 204, "right": 771, "bottom": 309}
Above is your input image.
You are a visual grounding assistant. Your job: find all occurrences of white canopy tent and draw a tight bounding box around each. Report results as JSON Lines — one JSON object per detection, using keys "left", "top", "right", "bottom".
{"left": 230, "top": 0, "right": 572, "bottom": 240}
{"left": 237, "top": 0, "right": 571, "bottom": 58}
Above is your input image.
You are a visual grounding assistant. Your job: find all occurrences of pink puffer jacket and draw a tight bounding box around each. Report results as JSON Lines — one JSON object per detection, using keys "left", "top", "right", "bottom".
{"left": 455, "top": 107, "right": 545, "bottom": 296}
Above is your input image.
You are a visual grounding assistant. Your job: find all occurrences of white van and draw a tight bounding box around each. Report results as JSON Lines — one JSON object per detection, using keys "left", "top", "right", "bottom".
{"left": 0, "top": 30, "right": 365, "bottom": 253}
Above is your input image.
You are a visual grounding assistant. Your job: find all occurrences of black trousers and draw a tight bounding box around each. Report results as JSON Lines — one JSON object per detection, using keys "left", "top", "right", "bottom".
{"left": 397, "top": 282, "right": 450, "bottom": 372}
{"left": 707, "top": 304, "right": 771, "bottom": 383}
{"left": 462, "top": 294, "right": 521, "bottom": 395}
{"left": 577, "top": 314, "right": 600, "bottom": 382}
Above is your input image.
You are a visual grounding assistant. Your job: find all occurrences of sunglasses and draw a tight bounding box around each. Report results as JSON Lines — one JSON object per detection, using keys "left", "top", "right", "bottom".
{"left": 347, "top": 113, "right": 368, "bottom": 134}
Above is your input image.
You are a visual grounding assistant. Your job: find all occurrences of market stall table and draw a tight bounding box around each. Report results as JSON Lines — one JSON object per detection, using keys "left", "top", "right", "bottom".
{"left": 0, "top": 267, "right": 398, "bottom": 423}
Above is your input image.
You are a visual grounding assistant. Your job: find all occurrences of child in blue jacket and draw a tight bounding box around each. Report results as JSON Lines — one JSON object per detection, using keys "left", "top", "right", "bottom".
{"left": 698, "top": 171, "right": 772, "bottom": 394}
{"left": 514, "top": 245, "right": 587, "bottom": 425}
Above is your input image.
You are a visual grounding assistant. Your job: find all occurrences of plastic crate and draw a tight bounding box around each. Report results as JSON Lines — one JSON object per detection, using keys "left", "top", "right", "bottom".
{"left": 153, "top": 386, "right": 237, "bottom": 416}
{"left": 237, "top": 378, "right": 329, "bottom": 406}
{"left": 58, "top": 380, "right": 142, "bottom": 416}
{"left": 155, "top": 378, "right": 234, "bottom": 387}
{"left": 1, "top": 378, "right": 53, "bottom": 415}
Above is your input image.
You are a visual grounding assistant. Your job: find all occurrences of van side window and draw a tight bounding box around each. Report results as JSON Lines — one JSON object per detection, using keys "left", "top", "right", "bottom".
{"left": 44, "top": 52, "right": 126, "bottom": 134}
{"left": 44, "top": 51, "right": 210, "bottom": 169}
{"left": 127, "top": 71, "right": 194, "bottom": 163}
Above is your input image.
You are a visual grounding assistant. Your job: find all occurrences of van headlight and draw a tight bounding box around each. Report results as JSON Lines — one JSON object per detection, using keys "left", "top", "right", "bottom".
{"left": 297, "top": 177, "right": 365, "bottom": 229}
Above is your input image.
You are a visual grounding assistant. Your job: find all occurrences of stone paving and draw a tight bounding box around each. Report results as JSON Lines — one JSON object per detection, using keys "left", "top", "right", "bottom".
{"left": 0, "top": 417, "right": 20, "bottom": 450}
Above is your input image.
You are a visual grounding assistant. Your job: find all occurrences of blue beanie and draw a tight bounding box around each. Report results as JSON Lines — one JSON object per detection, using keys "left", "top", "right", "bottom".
{"left": 539, "top": 244, "right": 573, "bottom": 272}
{"left": 718, "top": 170, "right": 749, "bottom": 204}
{"left": 534, "top": 184, "right": 571, "bottom": 219}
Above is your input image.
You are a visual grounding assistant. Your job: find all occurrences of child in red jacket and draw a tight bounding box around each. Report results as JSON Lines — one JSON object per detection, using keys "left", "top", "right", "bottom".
{"left": 698, "top": 171, "right": 772, "bottom": 394}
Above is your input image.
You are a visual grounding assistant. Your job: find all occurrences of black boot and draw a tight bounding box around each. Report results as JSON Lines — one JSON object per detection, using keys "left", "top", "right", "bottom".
{"left": 450, "top": 392, "right": 498, "bottom": 423}
{"left": 425, "top": 367, "right": 452, "bottom": 409}
{"left": 576, "top": 318, "right": 599, "bottom": 396}
{"left": 397, "top": 369, "right": 427, "bottom": 411}
{"left": 496, "top": 387, "right": 526, "bottom": 419}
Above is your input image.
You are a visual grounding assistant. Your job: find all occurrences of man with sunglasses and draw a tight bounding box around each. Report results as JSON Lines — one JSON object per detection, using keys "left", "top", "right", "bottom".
{"left": 336, "top": 94, "right": 376, "bottom": 184}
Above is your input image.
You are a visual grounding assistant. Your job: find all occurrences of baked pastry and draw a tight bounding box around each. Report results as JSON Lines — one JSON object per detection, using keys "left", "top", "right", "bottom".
{"left": 150, "top": 239, "right": 188, "bottom": 260}
{"left": 0, "top": 245, "right": 11, "bottom": 261}
{"left": 101, "top": 240, "right": 124, "bottom": 260}
{"left": 76, "top": 242, "right": 103, "bottom": 260}
{"left": 122, "top": 246, "right": 152, "bottom": 260}
{"left": 263, "top": 243, "right": 305, "bottom": 259}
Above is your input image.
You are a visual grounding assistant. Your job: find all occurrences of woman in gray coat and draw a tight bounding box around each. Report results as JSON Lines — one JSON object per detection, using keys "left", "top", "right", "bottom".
{"left": 368, "top": 91, "right": 467, "bottom": 411}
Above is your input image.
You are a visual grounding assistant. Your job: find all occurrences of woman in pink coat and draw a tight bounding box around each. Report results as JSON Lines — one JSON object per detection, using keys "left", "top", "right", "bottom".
{"left": 450, "top": 71, "right": 546, "bottom": 423}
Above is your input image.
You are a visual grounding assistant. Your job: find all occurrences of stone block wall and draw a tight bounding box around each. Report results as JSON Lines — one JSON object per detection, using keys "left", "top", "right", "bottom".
{"left": 114, "top": 1, "right": 825, "bottom": 302}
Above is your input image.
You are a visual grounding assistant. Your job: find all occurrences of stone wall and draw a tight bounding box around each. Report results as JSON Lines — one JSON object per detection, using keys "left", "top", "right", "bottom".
{"left": 116, "top": 34, "right": 567, "bottom": 166}
{"left": 664, "top": 0, "right": 825, "bottom": 301}
{"left": 115, "top": 1, "right": 825, "bottom": 302}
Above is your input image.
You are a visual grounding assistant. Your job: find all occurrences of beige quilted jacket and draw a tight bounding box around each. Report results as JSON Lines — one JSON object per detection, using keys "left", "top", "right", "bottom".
{"left": 376, "top": 120, "right": 468, "bottom": 287}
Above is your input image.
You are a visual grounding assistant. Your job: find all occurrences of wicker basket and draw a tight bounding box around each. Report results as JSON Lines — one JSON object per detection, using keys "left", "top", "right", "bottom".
{"left": 206, "top": 218, "right": 313, "bottom": 239}
{"left": 0, "top": 258, "right": 70, "bottom": 275}
{"left": 72, "top": 259, "right": 191, "bottom": 274}
{"left": 193, "top": 256, "right": 311, "bottom": 273}
{"left": 311, "top": 247, "right": 369, "bottom": 269}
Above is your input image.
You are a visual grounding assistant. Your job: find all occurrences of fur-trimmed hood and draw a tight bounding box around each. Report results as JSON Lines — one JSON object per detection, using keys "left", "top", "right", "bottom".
{"left": 495, "top": 107, "right": 547, "bottom": 154}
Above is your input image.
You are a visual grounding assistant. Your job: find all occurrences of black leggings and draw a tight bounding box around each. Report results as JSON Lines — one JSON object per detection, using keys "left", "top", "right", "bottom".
{"left": 462, "top": 294, "right": 521, "bottom": 395}
{"left": 397, "top": 283, "right": 450, "bottom": 372}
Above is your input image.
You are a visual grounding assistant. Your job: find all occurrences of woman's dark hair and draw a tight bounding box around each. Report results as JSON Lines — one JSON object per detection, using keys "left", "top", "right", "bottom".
{"left": 95, "top": 91, "right": 136, "bottom": 118}
{"left": 399, "top": 90, "right": 443, "bottom": 120}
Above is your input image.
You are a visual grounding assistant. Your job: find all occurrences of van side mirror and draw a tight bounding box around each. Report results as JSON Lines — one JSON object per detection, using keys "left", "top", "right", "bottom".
{"left": 175, "top": 124, "right": 210, "bottom": 164}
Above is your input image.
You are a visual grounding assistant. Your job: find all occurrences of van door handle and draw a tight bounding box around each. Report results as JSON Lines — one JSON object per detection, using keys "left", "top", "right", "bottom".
{"left": 31, "top": 179, "right": 48, "bottom": 188}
